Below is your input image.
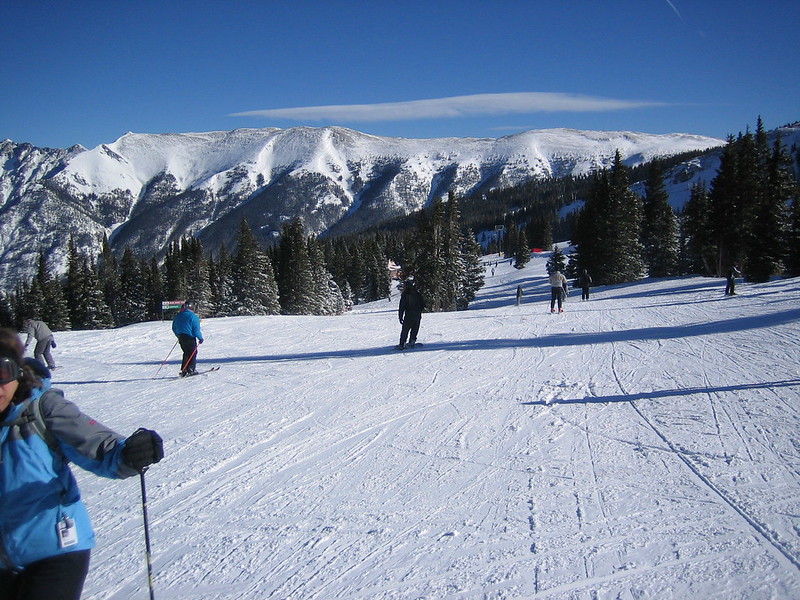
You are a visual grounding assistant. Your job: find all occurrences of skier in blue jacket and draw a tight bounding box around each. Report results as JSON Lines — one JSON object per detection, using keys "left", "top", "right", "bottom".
{"left": 0, "top": 328, "right": 163, "bottom": 599}
{"left": 171, "top": 302, "right": 204, "bottom": 377}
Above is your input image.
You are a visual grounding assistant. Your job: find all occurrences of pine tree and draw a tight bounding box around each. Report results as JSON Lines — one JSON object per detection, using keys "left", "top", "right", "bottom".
{"left": 513, "top": 226, "right": 530, "bottom": 269}
{"left": 440, "top": 193, "right": 466, "bottom": 311}
{"left": 458, "top": 231, "right": 485, "bottom": 310}
{"left": 679, "top": 183, "right": 715, "bottom": 275}
{"left": 641, "top": 161, "right": 679, "bottom": 277}
{"left": 408, "top": 198, "right": 446, "bottom": 311}
{"left": 607, "top": 152, "right": 645, "bottom": 282}
{"left": 145, "top": 256, "right": 163, "bottom": 321}
{"left": 307, "top": 237, "right": 346, "bottom": 315}
{"left": 163, "top": 239, "right": 188, "bottom": 302}
{"left": 748, "top": 137, "right": 795, "bottom": 281}
{"left": 69, "top": 255, "right": 113, "bottom": 330}
{"left": 573, "top": 153, "right": 644, "bottom": 284}
{"left": 208, "top": 244, "right": 235, "bottom": 317}
{"left": 184, "top": 237, "right": 211, "bottom": 315}
{"left": 276, "top": 219, "right": 316, "bottom": 314}
{"left": 708, "top": 131, "right": 763, "bottom": 276}
{"left": 547, "top": 245, "right": 567, "bottom": 274}
{"left": 98, "top": 234, "right": 120, "bottom": 325}
{"left": 231, "top": 219, "right": 280, "bottom": 315}
{"left": 116, "top": 248, "right": 148, "bottom": 325}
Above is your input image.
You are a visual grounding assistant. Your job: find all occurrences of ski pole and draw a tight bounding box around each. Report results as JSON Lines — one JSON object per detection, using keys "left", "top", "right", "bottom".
{"left": 153, "top": 340, "right": 179, "bottom": 378}
{"left": 139, "top": 469, "right": 156, "bottom": 600}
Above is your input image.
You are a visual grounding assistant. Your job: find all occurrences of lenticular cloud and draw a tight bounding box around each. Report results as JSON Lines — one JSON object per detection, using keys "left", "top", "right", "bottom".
{"left": 231, "top": 92, "right": 666, "bottom": 122}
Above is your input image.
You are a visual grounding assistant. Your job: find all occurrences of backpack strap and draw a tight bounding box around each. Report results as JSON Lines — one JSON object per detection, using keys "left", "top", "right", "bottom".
{"left": 26, "top": 396, "right": 65, "bottom": 459}
{"left": 0, "top": 395, "right": 66, "bottom": 461}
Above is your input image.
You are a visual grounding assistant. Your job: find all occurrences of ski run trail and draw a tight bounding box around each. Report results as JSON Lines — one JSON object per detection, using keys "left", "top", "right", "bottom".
{"left": 44, "top": 249, "right": 800, "bottom": 600}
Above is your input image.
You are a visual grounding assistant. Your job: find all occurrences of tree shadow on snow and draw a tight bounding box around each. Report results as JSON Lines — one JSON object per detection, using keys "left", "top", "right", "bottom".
{"left": 521, "top": 379, "right": 800, "bottom": 406}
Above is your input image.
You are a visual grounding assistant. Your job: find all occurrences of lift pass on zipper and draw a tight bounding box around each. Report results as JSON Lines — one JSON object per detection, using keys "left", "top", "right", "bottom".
{"left": 57, "top": 517, "right": 78, "bottom": 548}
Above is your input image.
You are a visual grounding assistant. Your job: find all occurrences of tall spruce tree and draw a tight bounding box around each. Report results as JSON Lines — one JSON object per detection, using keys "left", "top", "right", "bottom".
{"left": 231, "top": 219, "right": 280, "bottom": 315}
{"left": 679, "top": 183, "right": 715, "bottom": 275}
{"left": 68, "top": 254, "right": 113, "bottom": 330}
{"left": 32, "top": 252, "right": 69, "bottom": 330}
{"left": 98, "top": 234, "right": 120, "bottom": 325}
{"left": 117, "top": 248, "right": 148, "bottom": 325}
{"left": 145, "top": 256, "right": 163, "bottom": 321}
{"left": 208, "top": 244, "right": 235, "bottom": 317}
{"left": 183, "top": 237, "right": 211, "bottom": 314}
{"left": 641, "top": 161, "right": 679, "bottom": 277}
{"left": 458, "top": 231, "right": 485, "bottom": 310}
{"left": 277, "top": 219, "right": 316, "bottom": 314}
{"left": 409, "top": 197, "right": 446, "bottom": 311}
{"left": 573, "top": 153, "right": 644, "bottom": 284}
{"left": 440, "top": 193, "right": 467, "bottom": 311}
{"left": 307, "top": 237, "right": 346, "bottom": 315}
{"left": 163, "top": 239, "right": 188, "bottom": 302}
{"left": 748, "top": 137, "right": 795, "bottom": 281}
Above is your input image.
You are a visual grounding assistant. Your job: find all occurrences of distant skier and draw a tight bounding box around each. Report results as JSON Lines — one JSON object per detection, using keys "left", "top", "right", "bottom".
{"left": 548, "top": 270, "right": 568, "bottom": 313}
{"left": 172, "top": 302, "right": 204, "bottom": 376}
{"left": 577, "top": 269, "right": 592, "bottom": 301}
{"left": 397, "top": 281, "right": 425, "bottom": 350}
{"left": 725, "top": 265, "right": 741, "bottom": 296}
{"left": 23, "top": 318, "right": 57, "bottom": 370}
{"left": 516, "top": 285, "right": 523, "bottom": 306}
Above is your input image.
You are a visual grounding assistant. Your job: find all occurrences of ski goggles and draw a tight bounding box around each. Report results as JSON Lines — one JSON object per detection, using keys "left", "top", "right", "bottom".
{"left": 0, "top": 357, "right": 23, "bottom": 385}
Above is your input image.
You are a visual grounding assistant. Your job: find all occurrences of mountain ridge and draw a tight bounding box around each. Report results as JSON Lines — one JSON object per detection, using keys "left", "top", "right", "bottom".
{"left": 1, "top": 125, "right": 727, "bottom": 291}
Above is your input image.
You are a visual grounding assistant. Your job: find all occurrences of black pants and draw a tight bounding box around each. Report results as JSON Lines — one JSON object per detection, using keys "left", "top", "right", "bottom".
{"left": 550, "top": 287, "right": 564, "bottom": 311}
{"left": 581, "top": 286, "right": 590, "bottom": 300}
{"left": 399, "top": 315, "right": 421, "bottom": 347}
{"left": 178, "top": 334, "right": 198, "bottom": 374}
{"left": 725, "top": 279, "right": 736, "bottom": 295}
{"left": 0, "top": 550, "right": 90, "bottom": 600}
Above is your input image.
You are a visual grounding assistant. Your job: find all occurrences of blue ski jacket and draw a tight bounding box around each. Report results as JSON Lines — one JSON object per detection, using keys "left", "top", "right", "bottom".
{"left": 0, "top": 375, "right": 138, "bottom": 571}
{"left": 172, "top": 308, "right": 203, "bottom": 341}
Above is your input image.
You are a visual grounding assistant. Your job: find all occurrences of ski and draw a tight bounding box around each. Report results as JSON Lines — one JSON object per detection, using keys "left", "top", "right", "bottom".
{"left": 394, "top": 343, "right": 424, "bottom": 351}
{"left": 173, "top": 366, "right": 220, "bottom": 379}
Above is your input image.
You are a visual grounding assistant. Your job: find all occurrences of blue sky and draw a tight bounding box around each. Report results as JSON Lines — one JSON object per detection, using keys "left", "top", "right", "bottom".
{"left": 3, "top": 1, "right": 798, "bottom": 149}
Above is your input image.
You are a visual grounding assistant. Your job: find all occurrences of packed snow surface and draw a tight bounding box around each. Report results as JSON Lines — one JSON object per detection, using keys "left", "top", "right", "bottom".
{"left": 46, "top": 252, "right": 800, "bottom": 599}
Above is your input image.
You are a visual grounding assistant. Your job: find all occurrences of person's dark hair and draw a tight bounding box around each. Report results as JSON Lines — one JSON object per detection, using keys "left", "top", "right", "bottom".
{"left": 0, "top": 328, "right": 40, "bottom": 403}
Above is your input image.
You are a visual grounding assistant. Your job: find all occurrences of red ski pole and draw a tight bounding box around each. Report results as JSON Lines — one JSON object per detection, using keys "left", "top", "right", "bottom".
{"left": 153, "top": 340, "right": 178, "bottom": 379}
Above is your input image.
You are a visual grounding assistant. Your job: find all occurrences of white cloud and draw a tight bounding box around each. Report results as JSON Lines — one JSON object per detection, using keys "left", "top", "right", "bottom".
{"left": 230, "top": 92, "right": 667, "bottom": 123}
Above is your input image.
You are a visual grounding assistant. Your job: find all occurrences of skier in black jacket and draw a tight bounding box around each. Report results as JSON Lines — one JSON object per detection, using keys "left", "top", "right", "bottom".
{"left": 578, "top": 269, "right": 592, "bottom": 301}
{"left": 397, "top": 281, "right": 425, "bottom": 350}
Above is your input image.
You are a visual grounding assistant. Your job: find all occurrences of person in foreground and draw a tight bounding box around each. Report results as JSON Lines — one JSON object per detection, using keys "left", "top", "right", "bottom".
{"left": 0, "top": 328, "right": 164, "bottom": 600}
{"left": 171, "top": 302, "right": 204, "bottom": 376}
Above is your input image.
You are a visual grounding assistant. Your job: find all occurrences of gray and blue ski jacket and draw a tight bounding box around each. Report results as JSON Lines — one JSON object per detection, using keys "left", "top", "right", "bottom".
{"left": 0, "top": 378, "right": 138, "bottom": 571}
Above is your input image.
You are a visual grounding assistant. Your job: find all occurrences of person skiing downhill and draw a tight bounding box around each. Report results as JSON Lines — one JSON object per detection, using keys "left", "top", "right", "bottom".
{"left": 0, "top": 328, "right": 163, "bottom": 599}
{"left": 397, "top": 281, "right": 425, "bottom": 350}
{"left": 172, "top": 302, "right": 204, "bottom": 376}
{"left": 548, "top": 270, "right": 568, "bottom": 313}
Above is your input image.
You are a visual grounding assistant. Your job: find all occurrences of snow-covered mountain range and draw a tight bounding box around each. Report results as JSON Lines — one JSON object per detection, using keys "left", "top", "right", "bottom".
{"left": 1, "top": 126, "right": 727, "bottom": 290}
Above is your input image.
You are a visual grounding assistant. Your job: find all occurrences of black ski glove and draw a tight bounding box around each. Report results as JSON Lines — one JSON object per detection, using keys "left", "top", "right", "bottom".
{"left": 123, "top": 428, "right": 164, "bottom": 472}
